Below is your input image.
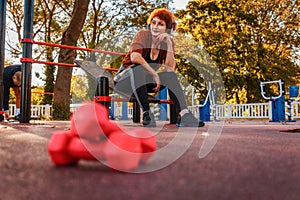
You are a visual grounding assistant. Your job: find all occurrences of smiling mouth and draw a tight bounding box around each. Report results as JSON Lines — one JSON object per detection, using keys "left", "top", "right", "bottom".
{"left": 152, "top": 30, "right": 160, "bottom": 34}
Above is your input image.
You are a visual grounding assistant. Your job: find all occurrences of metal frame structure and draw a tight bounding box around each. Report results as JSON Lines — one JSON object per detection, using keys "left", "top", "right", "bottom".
{"left": 0, "top": 0, "right": 7, "bottom": 121}
{"left": 20, "top": 0, "right": 34, "bottom": 123}
{"left": 0, "top": 0, "right": 34, "bottom": 123}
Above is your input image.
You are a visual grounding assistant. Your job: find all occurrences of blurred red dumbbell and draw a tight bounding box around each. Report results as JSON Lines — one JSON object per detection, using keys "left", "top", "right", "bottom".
{"left": 48, "top": 131, "right": 79, "bottom": 166}
{"left": 104, "top": 128, "right": 156, "bottom": 170}
{"left": 131, "top": 128, "right": 157, "bottom": 163}
{"left": 104, "top": 131, "right": 142, "bottom": 171}
{"left": 48, "top": 130, "right": 154, "bottom": 170}
{"left": 70, "top": 102, "right": 123, "bottom": 141}
{"left": 48, "top": 130, "right": 106, "bottom": 166}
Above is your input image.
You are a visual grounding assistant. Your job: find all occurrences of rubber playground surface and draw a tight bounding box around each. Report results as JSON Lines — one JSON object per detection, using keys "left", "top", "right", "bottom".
{"left": 1, "top": 119, "right": 300, "bottom": 200}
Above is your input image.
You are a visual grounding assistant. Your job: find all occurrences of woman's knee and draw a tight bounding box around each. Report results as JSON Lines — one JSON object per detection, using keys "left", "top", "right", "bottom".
{"left": 159, "top": 72, "right": 178, "bottom": 85}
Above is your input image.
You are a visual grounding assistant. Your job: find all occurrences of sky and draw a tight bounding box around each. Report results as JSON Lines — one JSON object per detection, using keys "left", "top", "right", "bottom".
{"left": 173, "top": 0, "right": 189, "bottom": 10}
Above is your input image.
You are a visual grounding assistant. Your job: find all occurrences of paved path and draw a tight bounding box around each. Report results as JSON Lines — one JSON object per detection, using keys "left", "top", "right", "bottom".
{"left": 0, "top": 120, "right": 300, "bottom": 200}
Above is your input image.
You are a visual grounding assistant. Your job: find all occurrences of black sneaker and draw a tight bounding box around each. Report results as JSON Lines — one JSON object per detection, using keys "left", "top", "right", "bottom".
{"left": 15, "top": 114, "right": 21, "bottom": 121}
{"left": 142, "top": 110, "right": 156, "bottom": 127}
{"left": 176, "top": 112, "right": 205, "bottom": 127}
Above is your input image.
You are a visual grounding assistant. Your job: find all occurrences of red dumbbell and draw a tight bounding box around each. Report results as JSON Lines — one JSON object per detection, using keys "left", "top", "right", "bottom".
{"left": 48, "top": 130, "right": 151, "bottom": 170}
{"left": 48, "top": 131, "right": 79, "bottom": 165}
{"left": 70, "top": 102, "right": 123, "bottom": 140}
{"left": 68, "top": 131, "right": 143, "bottom": 170}
{"left": 131, "top": 128, "right": 157, "bottom": 163}
{"left": 104, "top": 131, "right": 143, "bottom": 170}
{"left": 48, "top": 130, "right": 108, "bottom": 166}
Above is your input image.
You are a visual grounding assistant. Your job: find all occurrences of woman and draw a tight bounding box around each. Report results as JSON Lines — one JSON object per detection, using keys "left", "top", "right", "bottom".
{"left": 114, "top": 8, "right": 204, "bottom": 127}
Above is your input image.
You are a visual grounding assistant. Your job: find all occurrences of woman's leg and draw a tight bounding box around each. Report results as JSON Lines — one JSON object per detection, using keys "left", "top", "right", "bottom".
{"left": 114, "top": 65, "right": 150, "bottom": 111}
{"left": 158, "top": 72, "right": 204, "bottom": 127}
{"left": 158, "top": 72, "right": 187, "bottom": 112}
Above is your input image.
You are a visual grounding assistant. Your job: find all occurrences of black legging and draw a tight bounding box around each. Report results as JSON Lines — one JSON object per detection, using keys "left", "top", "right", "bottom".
{"left": 114, "top": 65, "right": 187, "bottom": 112}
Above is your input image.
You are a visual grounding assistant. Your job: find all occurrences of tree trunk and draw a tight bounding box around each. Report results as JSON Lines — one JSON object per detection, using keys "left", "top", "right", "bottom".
{"left": 52, "top": 0, "right": 90, "bottom": 120}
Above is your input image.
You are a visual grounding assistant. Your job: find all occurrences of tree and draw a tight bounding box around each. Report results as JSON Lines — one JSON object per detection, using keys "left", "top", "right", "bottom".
{"left": 7, "top": 0, "right": 74, "bottom": 106}
{"left": 6, "top": 0, "right": 23, "bottom": 57}
{"left": 176, "top": 0, "right": 300, "bottom": 103}
{"left": 52, "top": 0, "right": 90, "bottom": 120}
{"left": 33, "top": 0, "right": 73, "bottom": 105}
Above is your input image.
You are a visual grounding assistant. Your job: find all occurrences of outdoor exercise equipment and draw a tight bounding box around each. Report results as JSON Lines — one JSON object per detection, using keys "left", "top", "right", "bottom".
{"left": 0, "top": 0, "right": 6, "bottom": 121}
{"left": 198, "top": 82, "right": 216, "bottom": 122}
{"left": 261, "top": 80, "right": 300, "bottom": 122}
{"left": 260, "top": 80, "right": 285, "bottom": 122}
{"left": 95, "top": 76, "right": 111, "bottom": 110}
{"left": 285, "top": 85, "right": 299, "bottom": 122}
{"left": 260, "top": 79, "right": 299, "bottom": 122}
{"left": 75, "top": 60, "right": 178, "bottom": 124}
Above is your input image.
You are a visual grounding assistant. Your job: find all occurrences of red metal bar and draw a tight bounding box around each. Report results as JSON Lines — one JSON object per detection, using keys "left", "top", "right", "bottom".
{"left": 32, "top": 60, "right": 77, "bottom": 67}
{"left": 159, "top": 100, "right": 174, "bottom": 104}
{"left": 26, "top": 59, "right": 118, "bottom": 72}
{"left": 22, "top": 38, "right": 126, "bottom": 57}
{"left": 102, "top": 67, "right": 118, "bottom": 72}
{"left": 20, "top": 58, "right": 33, "bottom": 63}
{"left": 31, "top": 91, "right": 54, "bottom": 95}
{"left": 94, "top": 96, "right": 111, "bottom": 103}
{"left": 111, "top": 97, "right": 130, "bottom": 102}
{"left": 110, "top": 98, "right": 174, "bottom": 104}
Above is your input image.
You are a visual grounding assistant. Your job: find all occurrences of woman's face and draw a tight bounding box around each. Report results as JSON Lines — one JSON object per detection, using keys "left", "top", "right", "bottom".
{"left": 12, "top": 76, "right": 21, "bottom": 87}
{"left": 150, "top": 16, "right": 167, "bottom": 37}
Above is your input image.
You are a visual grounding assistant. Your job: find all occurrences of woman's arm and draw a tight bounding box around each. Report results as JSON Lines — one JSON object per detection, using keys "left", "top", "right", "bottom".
{"left": 155, "top": 33, "right": 176, "bottom": 72}
{"left": 130, "top": 52, "right": 161, "bottom": 92}
{"left": 164, "top": 43, "right": 176, "bottom": 72}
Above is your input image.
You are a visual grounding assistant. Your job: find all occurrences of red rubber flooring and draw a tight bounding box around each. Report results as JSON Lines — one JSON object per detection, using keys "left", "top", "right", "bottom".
{"left": 0, "top": 120, "right": 300, "bottom": 200}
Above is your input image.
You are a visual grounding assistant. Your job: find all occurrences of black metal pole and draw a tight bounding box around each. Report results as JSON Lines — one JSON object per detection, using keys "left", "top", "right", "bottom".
{"left": 0, "top": 0, "right": 7, "bottom": 122}
{"left": 95, "top": 76, "right": 110, "bottom": 110}
{"left": 20, "top": 0, "right": 34, "bottom": 123}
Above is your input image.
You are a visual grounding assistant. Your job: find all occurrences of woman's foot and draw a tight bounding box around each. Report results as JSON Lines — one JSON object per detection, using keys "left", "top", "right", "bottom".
{"left": 176, "top": 112, "right": 205, "bottom": 127}
{"left": 142, "top": 111, "right": 156, "bottom": 127}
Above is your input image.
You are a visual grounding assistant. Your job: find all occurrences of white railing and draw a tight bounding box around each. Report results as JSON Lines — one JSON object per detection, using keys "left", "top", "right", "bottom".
{"left": 214, "top": 102, "right": 271, "bottom": 120}
{"left": 9, "top": 104, "right": 52, "bottom": 119}
{"left": 7, "top": 101, "right": 300, "bottom": 121}
{"left": 290, "top": 101, "right": 300, "bottom": 119}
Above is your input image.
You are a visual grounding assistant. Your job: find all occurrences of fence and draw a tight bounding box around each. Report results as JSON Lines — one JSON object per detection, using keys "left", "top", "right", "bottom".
{"left": 9, "top": 104, "right": 52, "bottom": 119}
{"left": 289, "top": 101, "right": 300, "bottom": 119}
{"left": 7, "top": 100, "right": 300, "bottom": 121}
{"left": 214, "top": 102, "right": 271, "bottom": 120}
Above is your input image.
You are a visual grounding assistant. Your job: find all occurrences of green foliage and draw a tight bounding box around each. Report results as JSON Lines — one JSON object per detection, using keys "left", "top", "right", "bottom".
{"left": 176, "top": 0, "right": 300, "bottom": 103}
{"left": 41, "top": 64, "right": 55, "bottom": 105}
{"left": 31, "top": 87, "right": 48, "bottom": 105}
{"left": 34, "top": 0, "right": 73, "bottom": 106}
{"left": 70, "top": 75, "right": 93, "bottom": 103}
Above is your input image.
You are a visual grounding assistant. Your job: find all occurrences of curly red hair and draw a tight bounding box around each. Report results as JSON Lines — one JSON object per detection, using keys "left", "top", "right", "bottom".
{"left": 147, "top": 8, "right": 177, "bottom": 31}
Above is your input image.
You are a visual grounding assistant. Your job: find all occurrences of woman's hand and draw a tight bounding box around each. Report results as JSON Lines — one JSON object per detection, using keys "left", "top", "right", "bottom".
{"left": 156, "top": 33, "right": 172, "bottom": 46}
{"left": 153, "top": 73, "right": 161, "bottom": 92}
